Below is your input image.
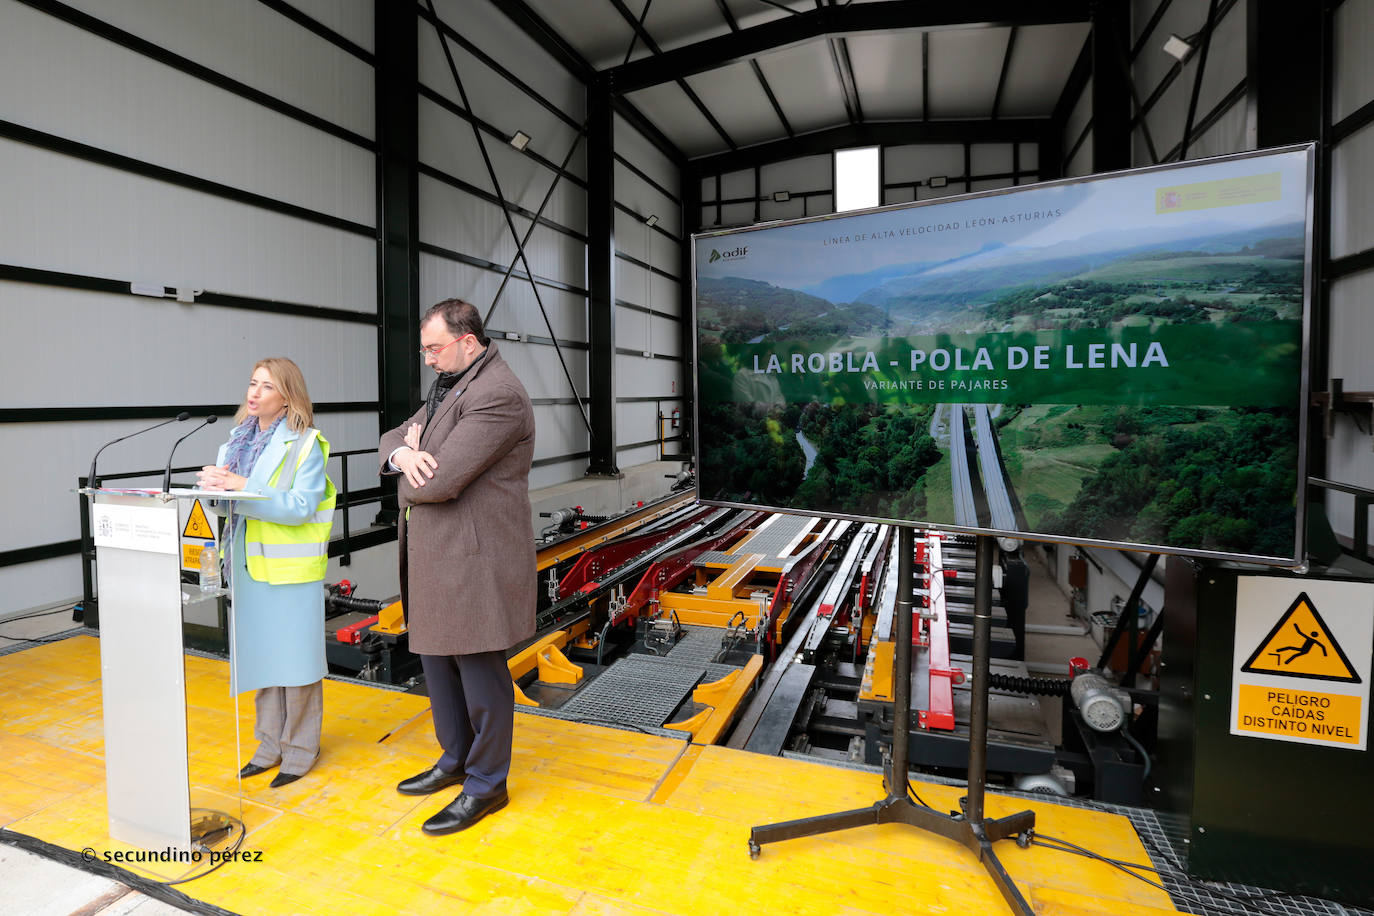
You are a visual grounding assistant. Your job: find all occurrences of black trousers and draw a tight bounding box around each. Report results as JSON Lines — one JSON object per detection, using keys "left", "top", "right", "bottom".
{"left": 420, "top": 650, "right": 514, "bottom": 797}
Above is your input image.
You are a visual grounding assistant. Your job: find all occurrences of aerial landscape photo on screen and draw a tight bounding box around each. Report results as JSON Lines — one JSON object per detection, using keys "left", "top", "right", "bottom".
{"left": 693, "top": 147, "right": 1312, "bottom": 563}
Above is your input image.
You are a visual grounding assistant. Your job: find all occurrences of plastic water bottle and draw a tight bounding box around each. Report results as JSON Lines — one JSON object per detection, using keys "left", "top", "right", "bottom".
{"left": 199, "top": 544, "right": 221, "bottom": 592}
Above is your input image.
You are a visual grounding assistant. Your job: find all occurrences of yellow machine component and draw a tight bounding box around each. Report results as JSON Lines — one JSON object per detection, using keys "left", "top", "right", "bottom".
{"left": 371, "top": 599, "right": 406, "bottom": 635}
{"left": 658, "top": 592, "right": 766, "bottom": 628}
{"left": 659, "top": 554, "right": 776, "bottom": 627}
{"left": 666, "top": 707, "right": 713, "bottom": 739}
{"left": 692, "top": 669, "right": 741, "bottom": 707}
{"left": 690, "top": 655, "right": 765, "bottom": 746}
{"left": 512, "top": 680, "right": 538, "bottom": 707}
{"left": 858, "top": 640, "right": 895, "bottom": 701}
{"left": 705, "top": 553, "right": 764, "bottom": 600}
{"left": 508, "top": 630, "right": 570, "bottom": 681}
{"left": 537, "top": 644, "right": 584, "bottom": 685}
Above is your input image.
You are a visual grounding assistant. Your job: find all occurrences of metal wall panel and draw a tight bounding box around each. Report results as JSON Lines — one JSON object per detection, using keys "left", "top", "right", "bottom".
{"left": 417, "top": 173, "right": 587, "bottom": 287}
{"left": 59, "top": 0, "right": 375, "bottom": 139}
{"left": 0, "top": 285, "right": 376, "bottom": 409}
{"left": 0, "top": 140, "right": 375, "bottom": 312}
{"left": 1334, "top": 0, "right": 1374, "bottom": 123}
{"left": 1331, "top": 125, "right": 1374, "bottom": 260}
{"left": 1, "top": 0, "right": 377, "bottom": 613}
{"left": 0, "top": 4, "right": 374, "bottom": 227}
{"left": 0, "top": 558, "right": 82, "bottom": 623}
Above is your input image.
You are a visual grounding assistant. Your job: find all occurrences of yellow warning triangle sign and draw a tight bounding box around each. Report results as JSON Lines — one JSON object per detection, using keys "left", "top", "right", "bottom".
{"left": 183, "top": 499, "right": 215, "bottom": 540}
{"left": 1241, "top": 591, "right": 1361, "bottom": 683}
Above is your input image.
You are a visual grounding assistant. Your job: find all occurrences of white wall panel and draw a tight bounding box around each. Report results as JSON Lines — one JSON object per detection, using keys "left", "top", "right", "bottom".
{"left": 60, "top": 0, "right": 374, "bottom": 139}
{"left": 717, "top": 202, "right": 757, "bottom": 226}
{"left": 285, "top": 0, "right": 374, "bottom": 52}
{"left": 0, "top": 558, "right": 82, "bottom": 618}
{"left": 1184, "top": 96, "right": 1252, "bottom": 161}
{"left": 1331, "top": 123, "right": 1374, "bottom": 259}
{"left": 613, "top": 115, "right": 678, "bottom": 190}
{"left": 614, "top": 354, "right": 679, "bottom": 398}
{"left": 530, "top": 456, "right": 587, "bottom": 490}
{"left": 760, "top": 155, "right": 831, "bottom": 196}
{"left": 1334, "top": 0, "right": 1374, "bottom": 122}
{"left": 0, "top": 140, "right": 375, "bottom": 313}
{"left": 0, "top": 284, "right": 376, "bottom": 409}
{"left": 758, "top": 197, "right": 808, "bottom": 221}
{"left": 428, "top": 0, "right": 584, "bottom": 122}
{"left": 498, "top": 339, "right": 589, "bottom": 406}
{"left": 531, "top": 403, "right": 589, "bottom": 464}
{"left": 614, "top": 163, "right": 681, "bottom": 231}
{"left": 0, "top": 4, "right": 374, "bottom": 228}
{"left": 719, "top": 169, "right": 755, "bottom": 201}
{"left": 1327, "top": 271, "right": 1374, "bottom": 393}
{"left": 417, "top": 174, "right": 586, "bottom": 286}
{"left": 418, "top": 96, "right": 587, "bottom": 233}
{"left": 417, "top": 251, "right": 587, "bottom": 343}
{"left": 2, "top": 0, "right": 377, "bottom": 613}
{"left": 970, "top": 144, "right": 1013, "bottom": 176}
{"left": 618, "top": 444, "right": 660, "bottom": 468}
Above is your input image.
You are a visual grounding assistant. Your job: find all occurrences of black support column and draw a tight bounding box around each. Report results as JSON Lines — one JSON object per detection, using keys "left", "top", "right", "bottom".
{"left": 375, "top": 2, "right": 420, "bottom": 522}
{"left": 1090, "top": 0, "right": 1131, "bottom": 173}
{"left": 680, "top": 165, "right": 700, "bottom": 462}
{"left": 586, "top": 79, "right": 619, "bottom": 477}
{"left": 1246, "top": 0, "right": 1322, "bottom": 149}
{"left": 376, "top": 3, "right": 420, "bottom": 434}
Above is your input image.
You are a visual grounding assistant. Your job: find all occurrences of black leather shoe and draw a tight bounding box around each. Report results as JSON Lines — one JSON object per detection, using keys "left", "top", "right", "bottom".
{"left": 397, "top": 765, "right": 465, "bottom": 796}
{"left": 239, "top": 763, "right": 273, "bottom": 778}
{"left": 269, "top": 772, "right": 303, "bottom": 788}
{"left": 421, "top": 790, "right": 509, "bottom": 836}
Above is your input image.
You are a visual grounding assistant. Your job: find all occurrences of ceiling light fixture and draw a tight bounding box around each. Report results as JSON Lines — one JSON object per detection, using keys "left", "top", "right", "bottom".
{"left": 772, "top": 190, "right": 791, "bottom": 202}
{"left": 928, "top": 176, "right": 948, "bottom": 189}
{"left": 509, "top": 130, "right": 531, "bottom": 151}
{"left": 645, "top": 214, "right": 659, "bottom": 227}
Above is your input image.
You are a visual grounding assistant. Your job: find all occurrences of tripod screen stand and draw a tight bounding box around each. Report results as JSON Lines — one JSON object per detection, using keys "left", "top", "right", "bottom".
{"left": 747, "top": 528, "right": 1036, "bottom": 916}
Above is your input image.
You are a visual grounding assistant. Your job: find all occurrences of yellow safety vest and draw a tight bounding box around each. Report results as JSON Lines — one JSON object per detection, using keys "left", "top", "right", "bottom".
{"left": 244, "top": 429, "right": 336, "bottom": 585}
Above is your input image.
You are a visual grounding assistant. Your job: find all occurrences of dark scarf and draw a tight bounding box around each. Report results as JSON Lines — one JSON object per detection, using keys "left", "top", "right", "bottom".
{"left": 424, "top": 349, "right": 485, "bottom": 422}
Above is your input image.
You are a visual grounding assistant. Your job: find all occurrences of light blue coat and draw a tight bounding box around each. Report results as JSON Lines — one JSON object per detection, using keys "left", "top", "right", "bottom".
{"left": 209, "top": 422, "right": 329, "bottom": 695}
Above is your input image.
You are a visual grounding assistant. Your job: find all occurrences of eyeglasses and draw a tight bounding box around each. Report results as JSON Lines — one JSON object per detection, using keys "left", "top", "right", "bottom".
{"left": 419, "top": 334, "right": 470, "bottom": 358}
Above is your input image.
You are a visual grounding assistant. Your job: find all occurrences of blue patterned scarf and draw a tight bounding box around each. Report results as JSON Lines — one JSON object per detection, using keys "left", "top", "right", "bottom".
{"left": 222, "top": 414, "right": 283, "bottom": 572}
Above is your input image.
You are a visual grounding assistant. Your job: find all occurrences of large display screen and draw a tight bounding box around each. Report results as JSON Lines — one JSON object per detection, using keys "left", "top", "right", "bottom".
{"left": 692, "top": 145, "right": 1313, "bottom": 565}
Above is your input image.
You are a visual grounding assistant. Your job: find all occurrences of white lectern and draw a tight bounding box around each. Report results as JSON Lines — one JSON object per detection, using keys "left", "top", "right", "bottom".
{"left": 85, "top": 487, "right": 261, "bottom": 851}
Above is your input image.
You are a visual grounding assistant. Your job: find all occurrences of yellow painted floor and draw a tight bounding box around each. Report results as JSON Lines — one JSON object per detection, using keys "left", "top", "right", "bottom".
{"left": 0, "top": 635, "right": 1184, "bottom": 915}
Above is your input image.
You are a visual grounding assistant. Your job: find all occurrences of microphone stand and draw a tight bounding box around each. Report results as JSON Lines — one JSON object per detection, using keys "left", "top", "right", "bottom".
{"left": 162, "top": 416, "right": 218, "bottom": 492}
{"left": 87, "top": 412, "right": 190, "bottom": 491}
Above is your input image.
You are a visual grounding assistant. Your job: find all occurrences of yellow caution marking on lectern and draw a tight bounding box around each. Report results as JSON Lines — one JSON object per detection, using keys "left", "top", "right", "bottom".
{"left": 1240, "top": 592, "right": 1361, "bottom": 683}
{"left": 183, "top": 499, "right": 215, "bottom": 539}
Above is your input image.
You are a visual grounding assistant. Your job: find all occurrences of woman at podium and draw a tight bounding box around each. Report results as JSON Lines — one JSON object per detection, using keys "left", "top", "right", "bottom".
{"left": 197, "top": 357, "right": 336, "bottom": 788}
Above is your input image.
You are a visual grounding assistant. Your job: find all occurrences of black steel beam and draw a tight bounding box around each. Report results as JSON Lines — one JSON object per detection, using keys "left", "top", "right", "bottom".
{"left": 1090, "top": 0, "right": 1131, "bottom": 173}
{"left": 485, "top": 0, "right": 596, "bottom": 81}
{"left": 606, "top": 1, "right": 1090, "bottom": 92}
{"left": 375, "top": 3, "right": 421, "bottom": 444}
{"left": 689, "top": 119, "right": 1049, "bottom": 175}
{"left": 587, "top": 84, "right": 619, "bottom": 476}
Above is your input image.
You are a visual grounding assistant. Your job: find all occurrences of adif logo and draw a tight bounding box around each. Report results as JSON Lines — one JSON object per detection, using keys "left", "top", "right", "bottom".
{"left": 708, "top": 246, "right": 748, "bottom": 263}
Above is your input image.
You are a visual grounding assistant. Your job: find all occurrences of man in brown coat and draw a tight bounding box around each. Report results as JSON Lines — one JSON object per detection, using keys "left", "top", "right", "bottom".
{"left": 379, "top": 298, "right": 536, "bottom": 835}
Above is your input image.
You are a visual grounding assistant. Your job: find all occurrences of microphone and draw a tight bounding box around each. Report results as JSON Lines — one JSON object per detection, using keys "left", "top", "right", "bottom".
{"left": 87, "top": 412, "right": 191, "bottom": 490}
{"left": 162, "top": 415, "right": 218, "bottom": 493}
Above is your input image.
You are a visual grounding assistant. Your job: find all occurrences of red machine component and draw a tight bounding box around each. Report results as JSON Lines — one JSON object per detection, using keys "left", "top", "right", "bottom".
{"left": 915, "top": 534, "right": 957, "bottom": 731}
{"left": 335, "top": 614, "right": 379, "bottom": 644}
{"left": 556, "top": 506, "right": 715, "bottom": 598}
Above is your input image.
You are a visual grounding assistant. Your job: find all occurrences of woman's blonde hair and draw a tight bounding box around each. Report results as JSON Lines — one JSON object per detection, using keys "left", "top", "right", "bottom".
{"left": 235, "top": 357, "right": 314, "bottom": 432}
